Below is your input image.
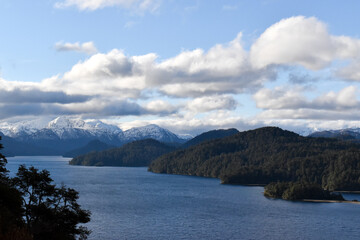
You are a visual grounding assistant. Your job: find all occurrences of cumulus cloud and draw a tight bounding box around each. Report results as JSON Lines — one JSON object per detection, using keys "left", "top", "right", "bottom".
{"left": 250, "top": 16, "right": 360, "bottom": 70}
{"left": 43, "top": 35, "right": 276, "bottom": 99}
{"left": 0, "top": 89, "right": 90, "bottom": 104}
{"left": 337, "top": 61, "right": 360, "bottom": 81}
{"left": 152, "top": 33, "right": 276, "bottom": 97}
{"left": 254, "top": 86, "right": 360, "bottom": 120}
{"left": 143, "top": 100, "right": 178, "bottom": 115}
{"left": 55, "top": 41, "right": 98, "bottom": 55}
{"left": 187, "top": 95, "right": 237, "bottom": 112}
{"left": 254, "top": 86, "right": 359, "bottom": 111}
{"left": 3, "top": 16, "right": 360, "bottom": 131}
{"left": 54, "top": 0, "right": 161, "bottom": 12}
{"left": 42, "top": 49, "right": 153, "bottom": 98}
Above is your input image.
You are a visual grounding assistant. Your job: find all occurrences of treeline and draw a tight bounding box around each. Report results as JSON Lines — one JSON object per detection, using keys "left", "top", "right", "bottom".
{"left": 264, "top": 181, "right": 344, "bottom": 201}
{"left": 69, "top": 129, "right": 240, "bottom": 167}
{"left": 149, "top": 127, "right": 360, "bottom": 191}
{"left": 70, "top": 139, "right": 176, "bottom": 166}
{"left": 0, "top": 137, "right": 90, "bottom": 240}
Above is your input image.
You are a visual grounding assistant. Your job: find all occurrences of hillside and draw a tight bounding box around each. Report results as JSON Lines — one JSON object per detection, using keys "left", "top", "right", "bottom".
{"left": 181, "top": 128, "right": 239, "bottom": 148}
{"left": 70, "top": 139, "right": 176, "bottom": 167}
{"left": 149, "top": 127, "right": 360, "bottom": 191}
{"left": 63, "top": 140, "right": 115, "bottom": 157}
{"left": 0, "top": 133, "right": 57, "bottom": 157}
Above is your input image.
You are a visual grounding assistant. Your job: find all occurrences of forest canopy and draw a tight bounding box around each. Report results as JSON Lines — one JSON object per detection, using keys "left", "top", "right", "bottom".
{"left": 149, "top": 127, "right": 360, "bottom": 191}
{"left": 0, "top": 137, "right": 91, "bottom": 240}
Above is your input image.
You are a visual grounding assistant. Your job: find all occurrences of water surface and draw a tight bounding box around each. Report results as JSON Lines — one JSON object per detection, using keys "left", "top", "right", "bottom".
{"left": 6, "top": 156, "right": 360, "bottom": 240}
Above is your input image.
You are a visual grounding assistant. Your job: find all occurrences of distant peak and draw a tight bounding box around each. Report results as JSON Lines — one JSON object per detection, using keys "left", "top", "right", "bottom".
{"left": 48, "top": 116, "right": 85, "bottom": 129}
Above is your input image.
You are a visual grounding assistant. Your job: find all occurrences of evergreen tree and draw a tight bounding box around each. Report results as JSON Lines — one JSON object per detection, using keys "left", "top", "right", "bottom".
{"left": 0, "top": 136, "right": 91, "bottom": 240}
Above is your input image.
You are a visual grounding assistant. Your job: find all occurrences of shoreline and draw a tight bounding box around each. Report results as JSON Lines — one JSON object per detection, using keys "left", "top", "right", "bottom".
{"left": 302, "top": 199, "right": 360, "bottom": 204}
{"left": 335, "top": 191, "right": 360, "bottom": 194}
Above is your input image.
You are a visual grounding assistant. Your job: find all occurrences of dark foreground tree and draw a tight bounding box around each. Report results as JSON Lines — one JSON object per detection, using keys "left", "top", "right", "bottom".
{"left": 12, "top": 165, "right": 91, "bottom": 240}
{"left": 0, "top": 136, "right": 91, "bottom": 240}
{"left": 0, "top": 136, "right": 31, "bottom": 239}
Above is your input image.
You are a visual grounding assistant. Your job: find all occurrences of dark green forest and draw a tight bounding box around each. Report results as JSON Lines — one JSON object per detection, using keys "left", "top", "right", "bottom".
{"left": 70, "top": 139, "right": 176, "bottom": 166}
{"left": 264, "top": 181, "right": 345, "bottom": 201}
{"left": 70, "top": 128, "right": 240, "bottom": 166}
{"left": 0, "top": 137, "right": 90, "bottom": 240}
{"left": 64, "top": 140, "right": 114, "bottom": 158}
{"left": 149, "top": 127, "right": 360, "bottom": 191}
{"left": 181, "top": 128, "right": 239, "bottom": 149}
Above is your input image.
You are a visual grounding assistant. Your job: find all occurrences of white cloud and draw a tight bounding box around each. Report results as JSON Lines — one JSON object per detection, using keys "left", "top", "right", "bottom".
{"left": 54, "top": 0, "right": 161, "bottom": 12}
{"left": 254, "top": 86, "right": 307, "bottom": 110}
{"left": 250, "top": 16, "right": 360, "bottom": 70}
{"left": 42, "top": 49, "right": 153, "bottom": 98}
{"left": 3, "top": 16, "right": 360, "bottom": 133}
{"left": 44, "top": 35, "right": 276, "bottom": 99}
{"left": 55, "top": 41, "right": 98, "bottom": 55}
{"left": 143, "top": 100, "right": 178, "bottom": 115}
{"left": 152, "top": 33, "right": 276, "bottom": 97}
{"left": 254, "top": 86, "right": 359, "bottom": 111}
{"left": 254, "top": 86, "right": 360, "bottom": 120}
{"left": 337, "top": 61, "right": 360, "bottom": 81}
{"left": 187, "top": 95, "right": 237, "bottom": 112}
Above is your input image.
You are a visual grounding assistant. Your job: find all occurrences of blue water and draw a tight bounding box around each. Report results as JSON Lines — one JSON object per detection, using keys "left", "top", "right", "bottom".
{"left": 6, "top": 156, "right": 360, "bottom": 240}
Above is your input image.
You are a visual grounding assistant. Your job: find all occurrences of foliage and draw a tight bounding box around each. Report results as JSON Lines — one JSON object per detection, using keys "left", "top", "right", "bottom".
{"left": 0, "top": 136, "right": 91, "bottom": 240}
{"left": 63, "top": 140, "right": 114, "bottom": 158}
{"left": 149, "top": 127, "right": 360, "bottom": 191}
{"left": 181, "top": 128, "right": 239, "bottom": 149}
{"left": 70, "top": 138, "right": 175, "bottom": 167}
{"left": 264, "top": 181, "right": 344, "bottom": 201}
{"left": 12, "top": 165, "right": 91, "bottom": 240}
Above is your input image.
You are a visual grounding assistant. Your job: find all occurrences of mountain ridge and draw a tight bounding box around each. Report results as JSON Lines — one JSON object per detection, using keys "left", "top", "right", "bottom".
{"left": 0, "top": 117, "right": 187, "bottom": 156}
{"left": 149, "top": 126, "right": 360, "bottom": 191}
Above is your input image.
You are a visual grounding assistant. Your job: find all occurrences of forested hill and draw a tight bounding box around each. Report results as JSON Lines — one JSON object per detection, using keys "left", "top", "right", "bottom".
{"left": 181, "top": 128, "right": 239, "bottom": 149}
{"left": 149, "top": 127, "right": 360, "bottom": 191}
{"left": 70, "top": 139, "right": 176, "bottom": 167}
{"left": 63, "top": 140, "right": 114, "bottom": 157}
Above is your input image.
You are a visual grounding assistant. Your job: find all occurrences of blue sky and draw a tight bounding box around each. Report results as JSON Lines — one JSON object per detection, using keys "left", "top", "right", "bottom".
{"left": 1, "top": 0, "right": 360, "bottom": 134}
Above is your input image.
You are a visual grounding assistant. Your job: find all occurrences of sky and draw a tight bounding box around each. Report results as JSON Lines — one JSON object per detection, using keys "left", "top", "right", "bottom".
{"left": 1, "top": 0, "right": 360, "bottom": 135}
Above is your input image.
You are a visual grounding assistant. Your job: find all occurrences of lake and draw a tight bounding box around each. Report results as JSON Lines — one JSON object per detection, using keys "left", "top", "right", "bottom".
{"left": 6, "top": 156, "right": 360, "bottom": 240}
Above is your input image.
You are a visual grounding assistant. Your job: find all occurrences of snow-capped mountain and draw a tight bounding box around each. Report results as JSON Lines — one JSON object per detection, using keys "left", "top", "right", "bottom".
{"left": 123, "top": 124, "right": 185, "bottom": 143}
{"left": 0, "top": 117, "right": 123, "bottom": 141}
{"left": 45, "top": 117, "right": 123, "bottom": 140}
{"left": 0, "top": 119, "right": 44, "bottom": 138}
{"left": 308, "top": 128, "right": 360, "bottom": 140}
{"left": 0, "top": 116, "right": 187, "bottom": 156}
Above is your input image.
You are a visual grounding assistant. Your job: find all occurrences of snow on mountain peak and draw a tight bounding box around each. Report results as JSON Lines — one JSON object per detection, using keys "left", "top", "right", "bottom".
{"left": 123, "top": 124, "right": 183, "bottom": 143}
{"left": 85, "top": 120, "right": 122, "bottom": 133}
{"left": 47, "top": 116, "right": 86, "bottom": 129}
{"left": 0, "top": 120, "right": 44, "bottom": 137}
{"left": 0, "top": 117, "right": 185, "bottom": 143}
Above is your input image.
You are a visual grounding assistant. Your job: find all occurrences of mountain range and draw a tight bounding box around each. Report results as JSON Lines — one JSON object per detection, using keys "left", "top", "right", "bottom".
{"left": 2, "top": 116, "right": 360, "bottom": 158}
{"left": 0, "top": 116, "right": 188, "bottom": 156}
{"left": 308, "top": 128, "right": 360, "bottom": 141}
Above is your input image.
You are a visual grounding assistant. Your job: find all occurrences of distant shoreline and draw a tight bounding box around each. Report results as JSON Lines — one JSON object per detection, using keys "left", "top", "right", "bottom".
{"left": 335, "top": 191, "right": 360, "bottom": 194}
{"left": 302, "top": 199, "right": 360, "bottom": 204}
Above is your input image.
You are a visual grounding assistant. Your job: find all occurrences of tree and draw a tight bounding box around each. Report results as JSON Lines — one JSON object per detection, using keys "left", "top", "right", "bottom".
{"left": 0, "top": 136, "right": 91, "bottom": 239}
{"left": 0, "top": 137, "right": 32, "bottom": 239}
{"left": 12, "top": 165, "right": 91, "bottom": 240}
{"left": 0, "top": 136, "right": 8, "bottom": 179}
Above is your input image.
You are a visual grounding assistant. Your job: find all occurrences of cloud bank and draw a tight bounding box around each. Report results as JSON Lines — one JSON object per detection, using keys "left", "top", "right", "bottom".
{"left": 3, "top": 16, "right": 360, "bottom": 133}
